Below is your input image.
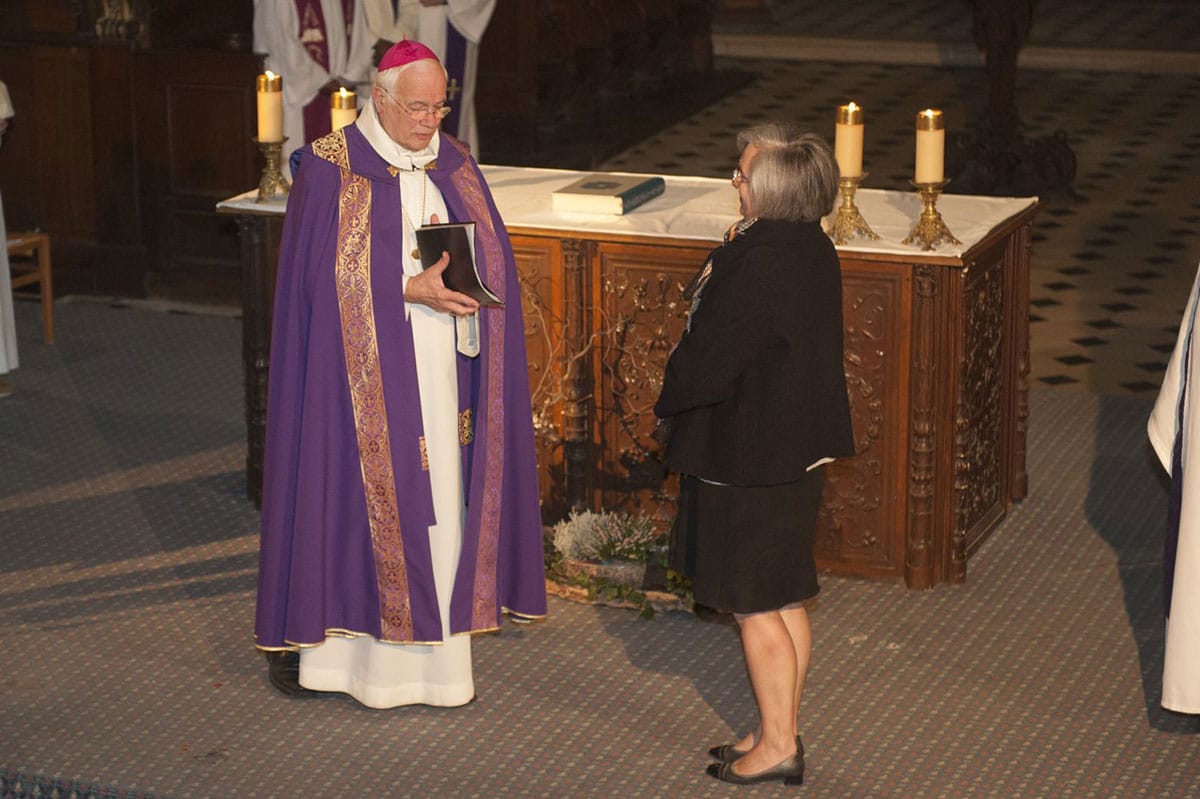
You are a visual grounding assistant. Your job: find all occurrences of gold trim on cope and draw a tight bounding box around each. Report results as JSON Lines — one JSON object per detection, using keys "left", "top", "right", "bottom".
{"left": 503, "top": 607, "right": 549, "bottom": 621}
{"left": 329, "top": 129, "right": 415, "bottom": 643}
{"left": 312, "top": 129, "right": 351, "bottom": 170}
{"left": 446, "top": 155, "right": 507, "bottom": 630}
{"left": 459, "top": 408, "right": 474, "bottom": 446}
{"left": 419, "top": 436, "right": 429, "bottom": 471}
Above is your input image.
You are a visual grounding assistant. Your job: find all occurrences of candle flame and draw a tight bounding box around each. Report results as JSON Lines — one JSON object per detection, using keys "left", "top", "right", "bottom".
{"left": 265, "top": 70, "right": 277, "bottom": 80}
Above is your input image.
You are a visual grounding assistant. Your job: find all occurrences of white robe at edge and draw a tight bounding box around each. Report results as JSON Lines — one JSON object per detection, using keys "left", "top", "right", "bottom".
{"left": 360, "top": 0, "right": 495, "bottom": 157}
{"left": 297, "top": 104, "right": 474, "bottom": 708}
{"left": 1147, "top": 260, "right": 1200, "bottom": 714}
{"left": 0, "top": 80, "right": 18, "bottom": 376}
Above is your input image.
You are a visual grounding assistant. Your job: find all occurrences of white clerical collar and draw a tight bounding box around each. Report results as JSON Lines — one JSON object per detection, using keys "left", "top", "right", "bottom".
{"left": 356, "top": 99, "right": 440, "bottom": 170}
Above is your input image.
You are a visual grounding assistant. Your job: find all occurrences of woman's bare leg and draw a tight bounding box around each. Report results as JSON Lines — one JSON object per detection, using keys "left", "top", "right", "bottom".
{"left": 779, "top": 601, "right": 812, "bottom": 721}
{"left": 730, "top": 609, "right": 800, "bottom": 775}
{"left": 727, "top": 601, "right": 811, "bottom": 754}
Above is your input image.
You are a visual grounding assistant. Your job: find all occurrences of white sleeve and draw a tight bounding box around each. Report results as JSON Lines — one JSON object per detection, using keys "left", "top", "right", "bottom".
{"left": 1149, "top": 263, "right": 1200, "bottom": 473}
{"left": 444, "top": 0, "right": 496, "bottom": 43}
{"left": 364, "top": 0, "right": 418, "bottom": 42}
{"left": 344, "top": 0, "right": 378, "bottom": 88}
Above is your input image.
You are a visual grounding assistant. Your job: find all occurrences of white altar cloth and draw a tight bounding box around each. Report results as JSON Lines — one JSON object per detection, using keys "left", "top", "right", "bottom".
{"left": 219, "top": 166, "right": 1037, "bottom": 258}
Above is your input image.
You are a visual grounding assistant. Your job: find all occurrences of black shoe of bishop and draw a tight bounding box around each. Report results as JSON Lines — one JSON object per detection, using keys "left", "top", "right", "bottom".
{"left": 264, "top": 650, "right": 318, "bottom": 698}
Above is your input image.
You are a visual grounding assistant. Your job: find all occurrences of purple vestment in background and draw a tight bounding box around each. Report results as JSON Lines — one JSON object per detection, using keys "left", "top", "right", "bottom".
{"left": 255, "top": 123, "right": 546, "bottom": 649}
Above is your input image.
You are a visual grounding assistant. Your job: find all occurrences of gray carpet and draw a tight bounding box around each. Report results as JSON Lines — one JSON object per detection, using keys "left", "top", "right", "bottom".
{"left": 1, "top": 298, "right": 1198, "bottom": 798}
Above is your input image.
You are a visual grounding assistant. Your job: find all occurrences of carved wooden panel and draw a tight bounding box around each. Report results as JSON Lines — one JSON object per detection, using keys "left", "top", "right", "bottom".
{"left": 817, "top": 263, "right": 911, "bottom": 576}
{"left": 511, "top": 235, "right": 568, "bottom": 520}
{"left": 594, "top": 241, "right": 707, "bottom": 527}
{"left": 1007, "top": 221, "right": 1033, "bottom": 501}
{"left": 954, "top": 241, "right": 1010, "bottom": 570}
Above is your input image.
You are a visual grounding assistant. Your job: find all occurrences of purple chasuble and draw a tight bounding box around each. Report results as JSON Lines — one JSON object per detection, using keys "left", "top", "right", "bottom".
{"left": 255, "top": 125, "right": 546, "bottom": 649}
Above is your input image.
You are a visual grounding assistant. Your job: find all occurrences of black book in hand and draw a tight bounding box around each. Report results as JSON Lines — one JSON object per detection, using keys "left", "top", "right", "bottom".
{"left": 415, "top": 221, "right": 503, "bottom": 306}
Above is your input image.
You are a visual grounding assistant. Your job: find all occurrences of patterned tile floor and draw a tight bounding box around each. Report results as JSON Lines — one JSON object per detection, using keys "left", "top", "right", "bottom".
{"left": 3, "top": 299, "right": 1197, "bottom": 799}
{"left": 600, "top": 2, "right": 1200, "bottom": 396}
{"left": 716, "top": 0, "right": 1200, "bottom": 52}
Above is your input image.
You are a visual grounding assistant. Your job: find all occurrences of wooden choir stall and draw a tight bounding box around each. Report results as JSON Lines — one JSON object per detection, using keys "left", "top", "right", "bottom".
{"left": 220, "top": 169, "right": 1037, "bottom": 589}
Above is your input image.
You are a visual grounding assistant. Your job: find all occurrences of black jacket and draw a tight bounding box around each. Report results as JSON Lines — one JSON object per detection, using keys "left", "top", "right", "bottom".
{"left": 654, "top": 218, "right": 855, "bottom": 486}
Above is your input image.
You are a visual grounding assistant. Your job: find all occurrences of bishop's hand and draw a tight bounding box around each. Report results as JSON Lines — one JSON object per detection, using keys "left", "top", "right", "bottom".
{"left": 404, "top": 213, "right": 481, "bottom": 316}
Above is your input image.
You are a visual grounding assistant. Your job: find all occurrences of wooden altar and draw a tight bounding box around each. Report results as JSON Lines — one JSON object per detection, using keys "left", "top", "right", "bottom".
{"left": 219, "top": 169, "right": 1037, "bottom": 588}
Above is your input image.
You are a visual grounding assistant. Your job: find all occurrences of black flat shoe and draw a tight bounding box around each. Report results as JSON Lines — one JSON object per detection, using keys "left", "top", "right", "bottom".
{"left": 709, "top": 735, "right": 805, "bottom": 763}
{"left": 706, "top": 752, "right": 805, "bottom": 786}
{"left": 707, "top": 744, "right": 748, "bottom": 763}
{"left": 265, "top": 650, "right": 318, "bottom": 698}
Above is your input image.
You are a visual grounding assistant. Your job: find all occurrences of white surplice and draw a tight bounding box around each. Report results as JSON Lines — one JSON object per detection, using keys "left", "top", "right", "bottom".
{"left": 297, "top": 104, "right": 475, "bottom": 708}
{"left": 253, "top": 0, "right": 375, "bottom": 164}
{"left": 1148, "top": 260, "right": 1200, "bottom": 714}
{"left": 360, "top": 0, "right": 495, "bottom": 157}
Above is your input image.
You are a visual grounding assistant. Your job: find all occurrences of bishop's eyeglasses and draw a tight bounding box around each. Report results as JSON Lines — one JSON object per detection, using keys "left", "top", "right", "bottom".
{"left": 380, "top": 87, "right": 452, "bottom": 120}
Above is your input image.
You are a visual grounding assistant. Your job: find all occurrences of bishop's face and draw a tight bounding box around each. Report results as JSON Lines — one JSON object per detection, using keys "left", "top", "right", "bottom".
{"left": 374, "top": 60, "right": 448, "bottom": 151}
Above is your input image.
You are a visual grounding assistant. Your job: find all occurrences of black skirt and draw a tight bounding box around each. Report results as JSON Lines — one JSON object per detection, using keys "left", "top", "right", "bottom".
{"left": 670, "top": 469, "right": 824, "bottom": 614}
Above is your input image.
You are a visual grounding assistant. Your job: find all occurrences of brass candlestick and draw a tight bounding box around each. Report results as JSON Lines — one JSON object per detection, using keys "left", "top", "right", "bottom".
{"left": 255, "top": 137, "right": 291, "bottom": 202}
{"left": 829, "top": 173, "right": 880, "bottom": 245}
{"left": 902, "top": 179, "right": 960, "bottom": 251}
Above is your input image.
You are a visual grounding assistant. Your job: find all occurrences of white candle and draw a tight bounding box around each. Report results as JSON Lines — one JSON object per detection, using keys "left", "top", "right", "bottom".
{"left": 331, "top": 87, "right": 357, "bottom": 131}
{"left": 834, "top": 102, "right": 864, "bottom": 178}
{"left": 914, "top": 108, "right": 945, "bottom": 184}
{"left": 256, "top": 71, "right": 283, "bottom": 142}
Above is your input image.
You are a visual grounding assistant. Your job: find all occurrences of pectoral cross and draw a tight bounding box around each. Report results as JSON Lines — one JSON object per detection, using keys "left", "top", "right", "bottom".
{"left": 446, "top": 78, "right": 462, "bottom": 102}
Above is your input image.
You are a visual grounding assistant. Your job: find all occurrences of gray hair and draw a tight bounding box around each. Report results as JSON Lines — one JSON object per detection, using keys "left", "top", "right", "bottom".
{"left": 374, "top": 58, "right": 448, "bottom": 93}
{"left": 736, "top": 124, "right": 840, "bottom": 222}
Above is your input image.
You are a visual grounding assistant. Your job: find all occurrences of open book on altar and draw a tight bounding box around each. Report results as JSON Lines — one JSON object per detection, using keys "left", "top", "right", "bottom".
{"left": 415, "top": 222, "right": 503, "bottom": 306}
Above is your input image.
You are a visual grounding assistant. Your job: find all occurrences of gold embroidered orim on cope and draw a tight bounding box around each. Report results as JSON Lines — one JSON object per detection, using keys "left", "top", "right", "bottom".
{"left": 317, "top": 128, "right": 415, "bottom": 643}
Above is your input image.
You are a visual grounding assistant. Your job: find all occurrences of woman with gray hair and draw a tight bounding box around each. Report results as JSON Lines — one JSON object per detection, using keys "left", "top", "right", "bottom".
{"left": 654, "top": 123, "right": 855, "bottom": 786}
